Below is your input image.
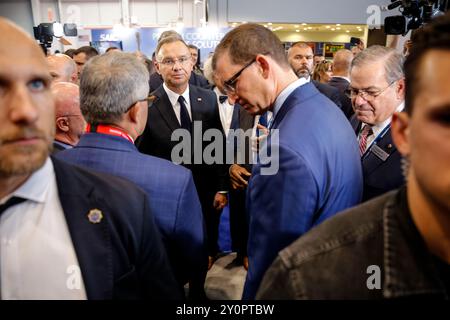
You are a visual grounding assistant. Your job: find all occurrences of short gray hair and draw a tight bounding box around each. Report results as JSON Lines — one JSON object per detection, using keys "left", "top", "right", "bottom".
{"left": 351, "top": 45, "right": 404, "bottom": 84}
{"left": 80, "top": 52, "right": 149, "bottom": 124}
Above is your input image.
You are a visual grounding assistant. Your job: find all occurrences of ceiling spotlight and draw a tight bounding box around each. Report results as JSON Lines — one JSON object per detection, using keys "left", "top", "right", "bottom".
{"left": 325, "top": 26, "right": 330, "bottom": 29}
{"left": 268, "top": 22, "right": 272, "bottom": 25}
{"left": 346, "top": 30, "right": 350, "bottom": 33}
{"left": 331, "top": 28, "right": 335, "bottom": 31}
{"left": 336, "top": 24, "right": 341, "bottom": 26}
{"left": 296, "top": 29, "right": 300, "bottom": 32}
{"left": 307, "top": 27, "right": 312, "bottom": 29}
{"left": 294, "top": 25, "right": 299, "bottom": 28}
{"left": 336, "top": 27, "right": 341, "bottom": 30}
{"left": 302, "top": 23, "right": 307, "bottom": 26}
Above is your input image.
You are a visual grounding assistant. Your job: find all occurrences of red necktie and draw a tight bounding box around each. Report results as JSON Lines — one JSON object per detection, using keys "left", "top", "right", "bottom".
{"left": 359, "top": 125, "right": 373, "bottom": 156}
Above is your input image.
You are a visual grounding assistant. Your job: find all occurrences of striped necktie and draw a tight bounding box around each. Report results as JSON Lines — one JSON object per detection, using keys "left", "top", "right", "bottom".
{"left": 359, "top": 125, "right": 373, "bottom": 156}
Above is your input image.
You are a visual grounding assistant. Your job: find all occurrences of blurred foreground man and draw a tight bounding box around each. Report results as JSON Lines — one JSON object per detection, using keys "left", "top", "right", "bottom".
{"left": 213, "top": 24, "right": 362, "bottom": 299}
{"left": 258, "top": 13, "right": 450, "bottom": 299}
{"left": 0, "top": 18, "right": 179, "bottom": 300}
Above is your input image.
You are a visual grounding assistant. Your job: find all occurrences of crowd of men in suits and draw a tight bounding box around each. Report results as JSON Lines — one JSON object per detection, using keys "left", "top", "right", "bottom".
{"left": 0, "top": 10, "right": 449, "bottom": 300}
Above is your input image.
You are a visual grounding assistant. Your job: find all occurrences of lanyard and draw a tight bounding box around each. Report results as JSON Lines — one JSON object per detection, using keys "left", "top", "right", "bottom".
{"left": 86, "top": 124, "right": 134, "bottom": 144}
{"left": 362, "top": 123, "right": 391, "bottom": 159}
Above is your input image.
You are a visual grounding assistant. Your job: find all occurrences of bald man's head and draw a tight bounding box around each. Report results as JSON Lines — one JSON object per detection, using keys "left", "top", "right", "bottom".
{"left": 0, "top": 18, "right": 54, "bottom": 180}
{"left": 47, "top": 54, "right": 78, "bottom": 83}
{"left": 332, "top": 49, "right": 353, "bottom": 77}
{"left": 51, "top": 82, "right": 85, "bottom": 146}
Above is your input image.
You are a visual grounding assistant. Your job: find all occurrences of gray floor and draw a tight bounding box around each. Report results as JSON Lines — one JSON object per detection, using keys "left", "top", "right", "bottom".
{"left": 205, "top": 252, "right": 247, "bottom": 300}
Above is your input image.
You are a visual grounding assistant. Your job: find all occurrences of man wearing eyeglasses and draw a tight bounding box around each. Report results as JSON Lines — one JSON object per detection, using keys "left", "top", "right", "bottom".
{"left": 137, "top": 36, "right": 228, "bottom": 273}
{"left": 348, "top": 45, "right": 405, "bottom": 201}
{"left": 213, "top": 23, "right": 362, "bottom": 300}
{"left": 51, "top": 82, "right": 86, "bottom": 153}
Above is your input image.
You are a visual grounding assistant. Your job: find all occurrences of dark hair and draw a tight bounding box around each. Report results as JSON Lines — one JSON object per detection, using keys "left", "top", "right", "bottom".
{"left": 212, "top": 23, "right": 290, "bottom": 70}
{"left": 105, "top": 46, "right": 119, "bottom": 53}
{"left": 404, "top": 12, "right": 450, "bottom": 114}
{"left": 64, "top": 48, "right": 76, "bottom": 58}
{"left": 74, "top": 46, "right": 99, "bottom": 59}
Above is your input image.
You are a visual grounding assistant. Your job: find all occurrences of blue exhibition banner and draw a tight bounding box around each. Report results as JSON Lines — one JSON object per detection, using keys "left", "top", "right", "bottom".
{"left": 91, "top": 27, "right": 231, "bottom": 63}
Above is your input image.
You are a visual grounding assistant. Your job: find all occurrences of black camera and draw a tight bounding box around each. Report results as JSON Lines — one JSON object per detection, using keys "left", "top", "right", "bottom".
{"left": 33, "top": 22, "right": 78, "bottom": 51}
{"left": 384, "top": 0, "right": 449, "bottom": 35}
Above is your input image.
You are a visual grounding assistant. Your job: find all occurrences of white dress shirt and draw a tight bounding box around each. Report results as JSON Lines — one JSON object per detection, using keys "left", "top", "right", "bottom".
{"left": 359, "top": 102, "right": 405, "bottom": 154}
{"left": 0, "top": 158, "right": 87, "bottom": 300}
{"left": 163, "top": 83, "right": 192, "bottom": 124}
{"left": 214, "top": 87, "right": 235, "bottom": 137}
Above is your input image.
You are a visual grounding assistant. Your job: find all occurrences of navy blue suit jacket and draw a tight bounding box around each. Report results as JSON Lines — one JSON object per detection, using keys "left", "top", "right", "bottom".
{"left": 50, "top": 157, "right": 181, "bottom": 299}
{"left": 243, "top": 82, "right": 363, "bottom": 299}
{"left": 56, "top": 133, "right": 207, "bottom": 291}
{"left": 350, "top": 117, "right": 404, "bottom": 201}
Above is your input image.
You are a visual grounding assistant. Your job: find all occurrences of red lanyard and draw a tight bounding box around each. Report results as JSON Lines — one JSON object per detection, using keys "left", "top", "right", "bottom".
{"left": 86, "top": 124, "right": 134, "bottom": 144}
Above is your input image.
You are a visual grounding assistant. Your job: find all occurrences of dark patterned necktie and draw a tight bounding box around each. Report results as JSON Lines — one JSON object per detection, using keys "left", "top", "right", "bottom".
{"left": 219, "top": 95, "right": 228, "bottom": 104}
{"left": 178, "top": 95, "right": 192, "bottom": 132}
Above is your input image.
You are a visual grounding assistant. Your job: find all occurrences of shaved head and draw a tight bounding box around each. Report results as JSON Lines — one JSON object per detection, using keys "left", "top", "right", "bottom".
{"left": 332, "top": 49, "right": 353, "bottom": 76}
{"left": 0, "top": 18, "right": 54, "bottom": 185}
{"left": 47, "top": 54, "right": 78, "bottom": 83}
{"left": 51, "top": 82, "right": 85, "bottom": 145}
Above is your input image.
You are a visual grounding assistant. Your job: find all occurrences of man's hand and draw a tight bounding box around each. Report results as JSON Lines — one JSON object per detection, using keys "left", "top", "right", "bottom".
{"left": 229, "top": 164, "right": 251, "bottom": 190}
{"left": 213, "top": 192, "right": 228, "bottom": 210}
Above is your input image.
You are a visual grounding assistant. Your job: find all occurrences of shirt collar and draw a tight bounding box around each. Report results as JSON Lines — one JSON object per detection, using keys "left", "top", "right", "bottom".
{"left": 272, "top": 77, "right": 308, "bottom": 118}
{"left": 1, "top": 157, "right": 53, "bottom": 204}
{"left": 163, "top": 83, "right": 190, "bottom": 107}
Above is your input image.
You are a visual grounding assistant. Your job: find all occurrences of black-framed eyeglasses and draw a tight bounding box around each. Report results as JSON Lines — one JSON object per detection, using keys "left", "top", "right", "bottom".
{"left": 223, "top": 58, "right": 256, "bottom": 94}
{"left": 345, "top": 80, "right": 398, "bottom": 101}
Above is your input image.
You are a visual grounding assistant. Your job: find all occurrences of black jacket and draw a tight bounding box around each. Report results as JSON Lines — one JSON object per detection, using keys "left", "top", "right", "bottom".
{"left": 257, "top": 188, "right": 449, "bottom": 299}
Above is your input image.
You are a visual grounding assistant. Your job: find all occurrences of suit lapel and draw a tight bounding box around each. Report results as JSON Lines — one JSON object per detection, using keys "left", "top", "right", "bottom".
{"left": 154, "top": 86, "right": 180, "bottom": 132}
{"left": 189, "top": 85, "right": 205, "bottom": 122}
{"left": 363, "top": 128, "right": 397, "bottom": 175}
{"left": 52, "top": 157, "right": 113, "bottom": 300}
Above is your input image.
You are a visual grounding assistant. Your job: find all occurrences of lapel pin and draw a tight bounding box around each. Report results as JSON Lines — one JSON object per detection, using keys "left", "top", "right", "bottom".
{"left": 197, "top": 97, "right": 202, "bottom": 102}
{"left": 387, "top": 144, "right": 393, "bottom": 149}
{"left": 88, "top": 209, "right": 103, "bottom": 224}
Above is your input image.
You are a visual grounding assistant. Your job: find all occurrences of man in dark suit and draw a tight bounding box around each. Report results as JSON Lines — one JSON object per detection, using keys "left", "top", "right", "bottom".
{"left": 328, "top": 49, "right": 354, "bottom": 119}
{"left": 137, "top": 36, "right": 228, "bottom": 264}
{"left": 0, "top": 18, "right": 179, "bottom": 300}
{"left": 56, "top": 52, "right": 208, "bottom": 299}
{"left": 213, "top": 24, "right": 363, "bottom": 299}
{"left": 348, "top": 45, "right": 405, "bottom": 201}
{"left": 287, "top": 42, "right": 343, "bottom": 110}
{"left": 51, "top": 82, "right": 86, "bottom": 153}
